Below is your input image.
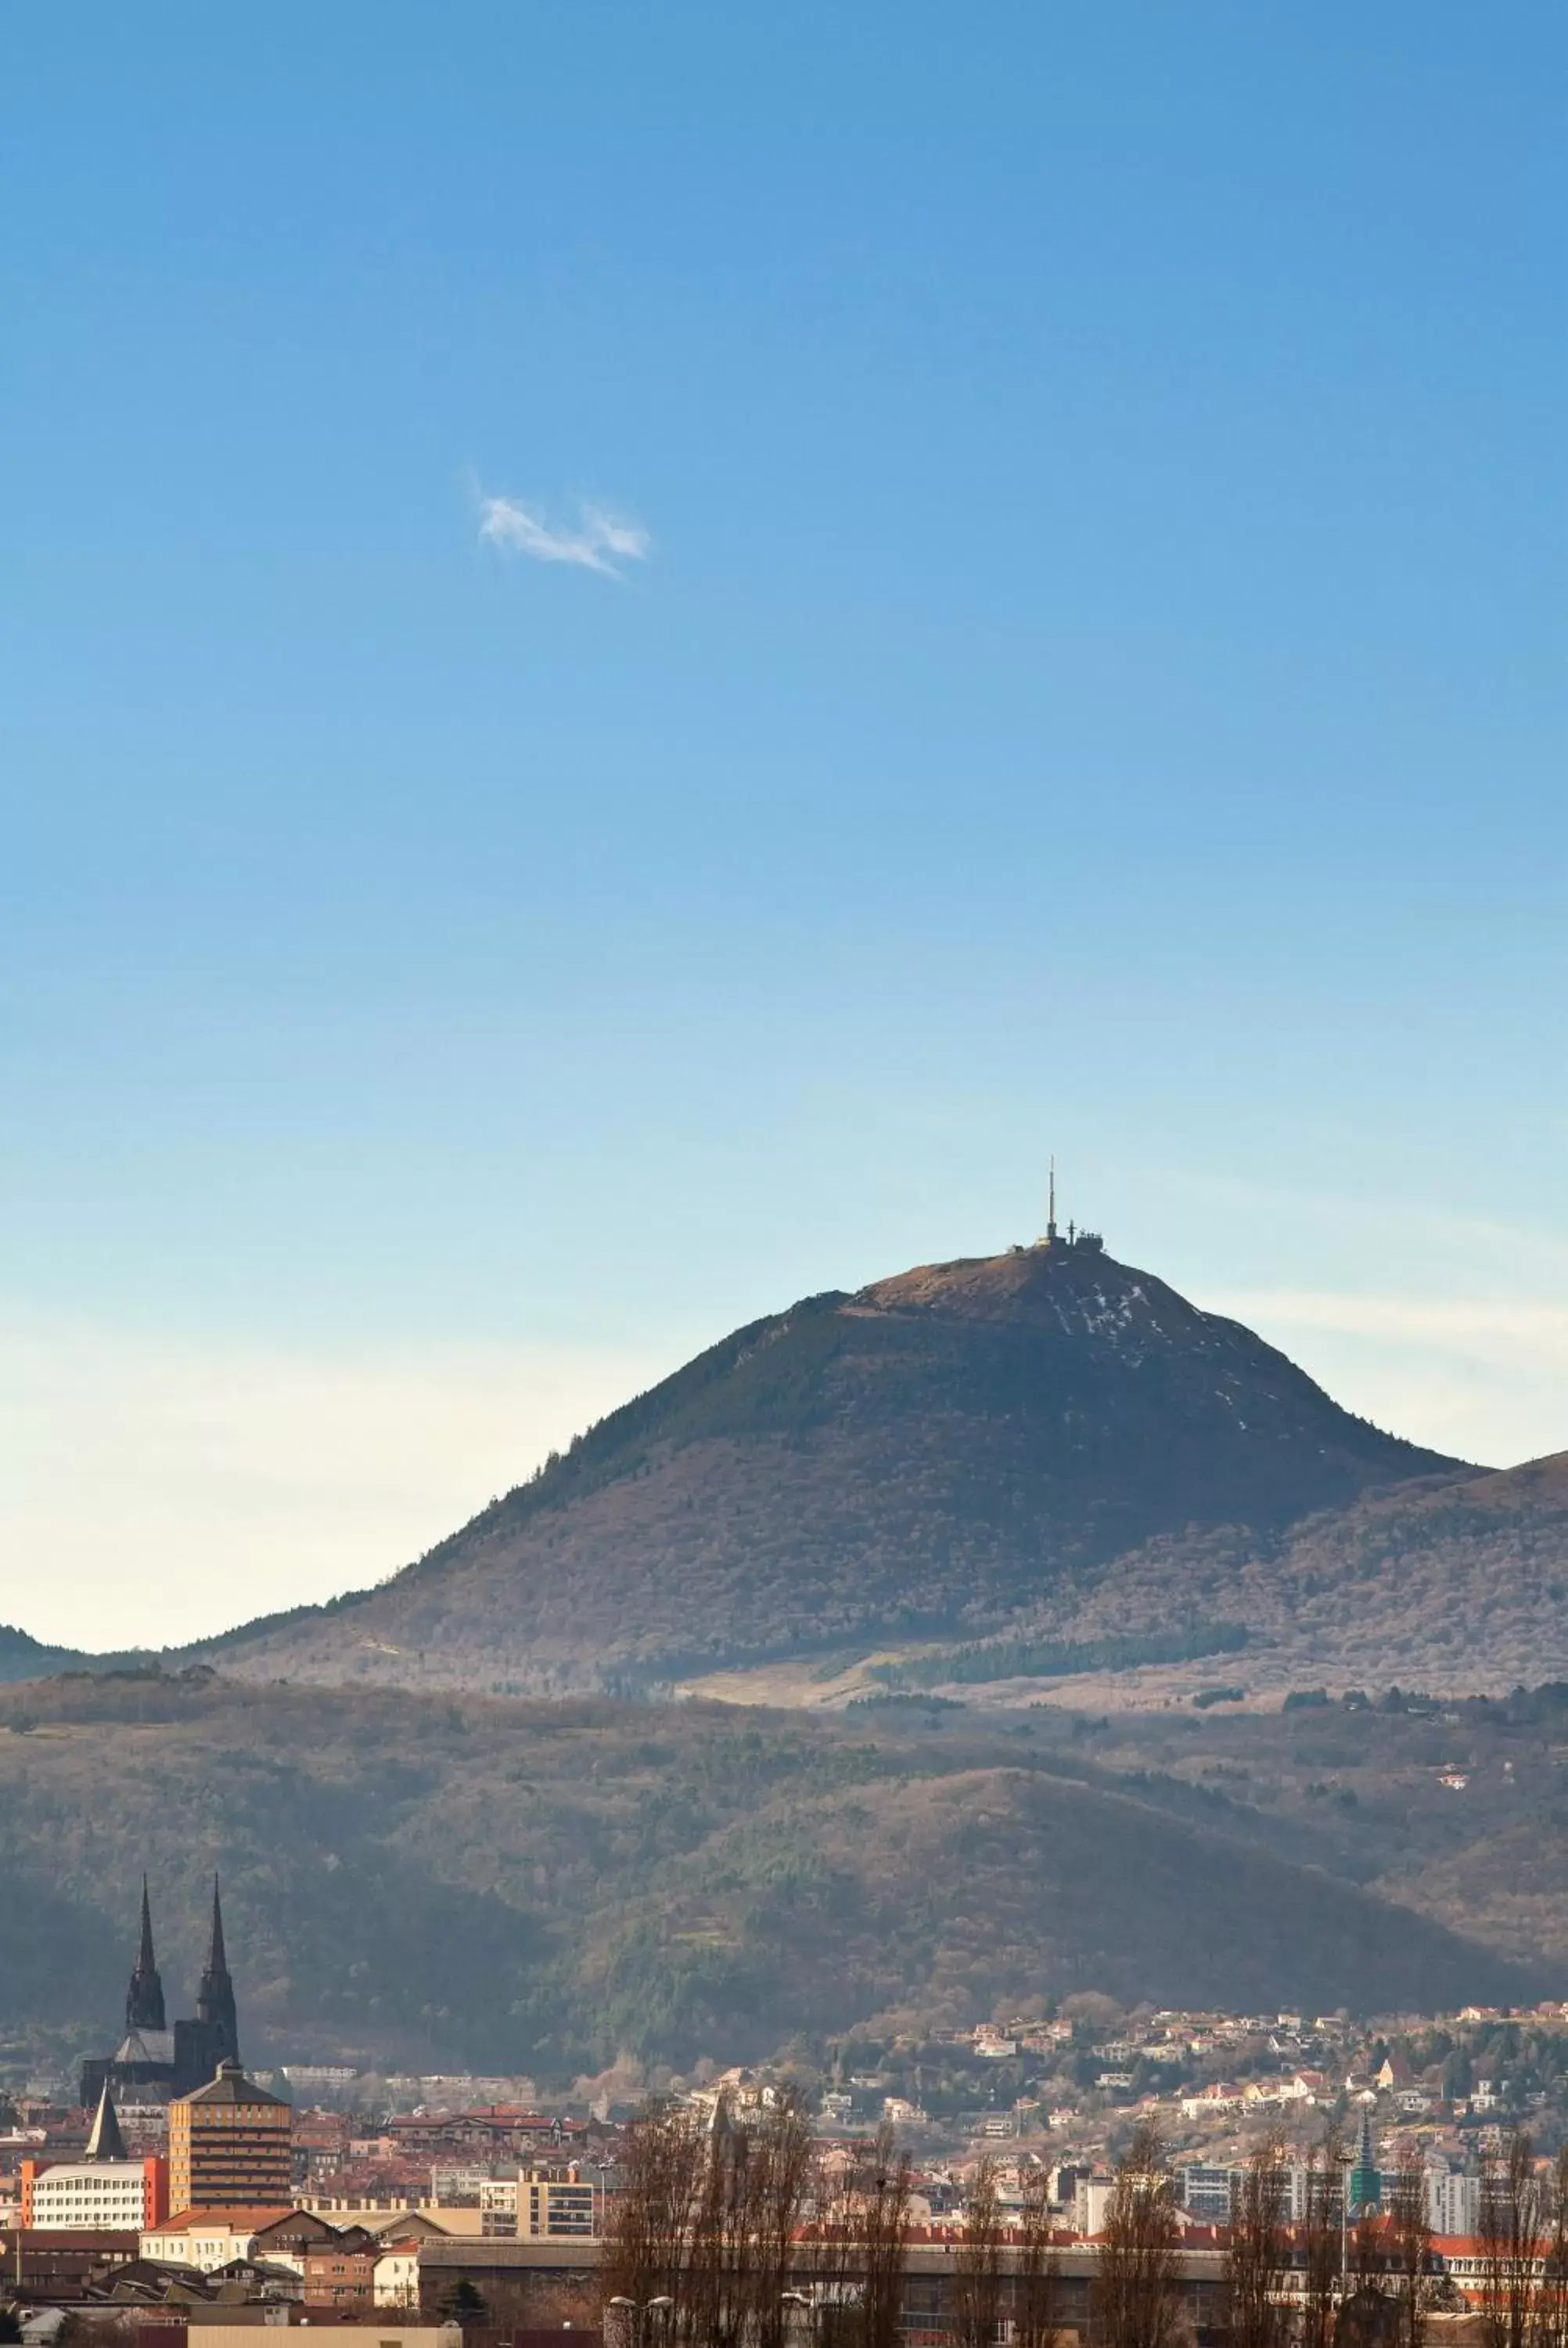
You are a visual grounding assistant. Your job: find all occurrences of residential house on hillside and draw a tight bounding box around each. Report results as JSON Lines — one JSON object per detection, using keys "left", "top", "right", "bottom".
{"left": 1180, "top": 2083, "right": 1243, "bottom": 2119}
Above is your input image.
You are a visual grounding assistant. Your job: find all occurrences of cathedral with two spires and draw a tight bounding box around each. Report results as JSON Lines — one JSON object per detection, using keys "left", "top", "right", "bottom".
{"left": 80, "top": 1877, "right": 242, "bottom": 2110}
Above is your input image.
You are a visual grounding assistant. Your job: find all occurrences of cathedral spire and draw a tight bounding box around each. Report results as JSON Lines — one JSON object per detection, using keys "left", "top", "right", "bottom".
{"left": 125, "top": 1875, "right": 166, "bottom": 2034}
{"left": 196, "top": 1874, "right": 239, "bottom": 2067}
{"left": 206, "top": 1874, "right": 227, "bottom": 1980}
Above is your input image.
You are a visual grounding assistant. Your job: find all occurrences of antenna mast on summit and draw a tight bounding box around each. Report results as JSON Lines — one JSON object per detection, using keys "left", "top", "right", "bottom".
{"left": 1046, "top": 1156, "right": 1058, "bottom": 1245}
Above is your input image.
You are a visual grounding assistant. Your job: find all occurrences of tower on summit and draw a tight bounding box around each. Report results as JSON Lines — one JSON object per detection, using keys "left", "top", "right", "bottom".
{"left": 1032, "top": 1160, "right": 1104, "bottom": 1255}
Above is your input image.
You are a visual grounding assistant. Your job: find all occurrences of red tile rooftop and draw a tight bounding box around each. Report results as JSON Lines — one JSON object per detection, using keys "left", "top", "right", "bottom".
{"left": 153, "top": 2206, "right": 304, "bottom": 2231}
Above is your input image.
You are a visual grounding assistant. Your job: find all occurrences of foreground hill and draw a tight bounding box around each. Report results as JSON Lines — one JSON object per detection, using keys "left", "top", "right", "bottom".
{"left": 194, "top": 1237, "right": 1460, "bottom": 1694}
{"left": 0, "top": 1670, "right": 1546, "bottom": 2083}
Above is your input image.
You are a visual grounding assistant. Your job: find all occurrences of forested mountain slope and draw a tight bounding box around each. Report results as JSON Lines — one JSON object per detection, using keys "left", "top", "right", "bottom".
{"left": 192, "top": 1237, "right": 1460, "bottom": 1694}
{"left": 0, "top": 1669, "right": 1545, "bottom": 2083}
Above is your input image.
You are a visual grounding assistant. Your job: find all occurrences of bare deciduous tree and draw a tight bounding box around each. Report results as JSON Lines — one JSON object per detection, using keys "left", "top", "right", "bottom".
{"left": 955, "top": 2157, "right": 1005, "bottom": 2348}
{"left": 1539, "top": 2145, "right": 1568, "bottom": 2348}
{"left": 1016, "top": 2163, "right": 1062, "bottom": 2348}
{"left": 849, "top": 2126, "right": 914, "bottom": 2348}
{"left": 796, "top": 2122, "right": 912, "bottom": 2348}
{"left": 603, "top": 2091, "right": 815, "bottom": 2348}
{"left": 1300, "top": 2127, "right": 1347, "bottom": 2348}
{"left": 602, "top": 2096, "right": 708, "bottom": 2346}
{"left": 1480, "top": 2131, "right": 1547, "bottom": 2348}
{"left": 1093, "top": 2122, "right": 1185, "bottom": 2348}
{"left": 687, "top": 2090, "right": 816, "bottom": 2348}
{"left": 1386, "top": 2158, "right": 1433, "bottom": 2348}
{"left": 1224, "top": 2133, "right": 1290, "bottom": 2348}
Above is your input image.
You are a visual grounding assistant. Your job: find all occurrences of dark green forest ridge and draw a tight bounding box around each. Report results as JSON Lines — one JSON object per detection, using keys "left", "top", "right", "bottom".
{"left": 0, "top": 1624, "right": 149, "bottom": 1685}
{"left": 0, "top": 1624, "right": 93, "bottom": 1684}
{"left": 0, "top": 1669, "right": 1559, "bottom": 2086}
{"left": 185, "top": 1238, "right": 1462, "bottom": 1694}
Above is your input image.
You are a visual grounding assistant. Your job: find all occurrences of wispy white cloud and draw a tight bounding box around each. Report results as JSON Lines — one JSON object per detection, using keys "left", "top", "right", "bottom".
{"left": 477, "top": 491, "right": 651, "bottom": 578}
{"left": 1208, "top": 1288, "right": 1568, "bottom": 1367}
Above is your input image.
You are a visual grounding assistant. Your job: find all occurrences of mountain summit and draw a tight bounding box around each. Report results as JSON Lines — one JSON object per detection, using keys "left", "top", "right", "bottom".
{"left": 203, "top": 1237, "right": 1462, "bottom": 1694}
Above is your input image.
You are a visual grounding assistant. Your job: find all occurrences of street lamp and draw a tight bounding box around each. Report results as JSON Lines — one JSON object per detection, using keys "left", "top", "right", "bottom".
{"left": 782, "top": 2289, "right": 824, "bottom": 2346}
{"left": 609, "top": 2294, "right": 674, "bottom": 2348}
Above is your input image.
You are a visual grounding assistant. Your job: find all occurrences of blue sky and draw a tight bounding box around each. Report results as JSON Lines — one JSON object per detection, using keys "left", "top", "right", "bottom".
{"left": 3, "top": 4, "right": 1565, "bottom": 1647}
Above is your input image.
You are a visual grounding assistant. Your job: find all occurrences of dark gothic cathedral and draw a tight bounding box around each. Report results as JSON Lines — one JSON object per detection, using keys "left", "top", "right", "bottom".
{"left": 79, "top": 1876, "right": 242, "bottom": 2109}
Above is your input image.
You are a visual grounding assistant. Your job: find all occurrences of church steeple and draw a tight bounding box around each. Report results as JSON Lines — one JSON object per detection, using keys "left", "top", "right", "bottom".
{"left": 125, "top": 1876, "right": 166, "bottom": 2034}
{"left": 85, "top": 2077, "right": 128, "bottom": 2163}
{"left": 195, "top": 1875, "right": 239, "bottom": 2066}
{"left": 1348, "top": 2108, "right": 1382, "bottom": 2216}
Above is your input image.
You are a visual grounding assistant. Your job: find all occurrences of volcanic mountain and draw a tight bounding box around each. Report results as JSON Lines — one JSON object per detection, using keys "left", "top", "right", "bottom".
{"left": 200, "top": 1235, "right": 1464, "bottom": 1695}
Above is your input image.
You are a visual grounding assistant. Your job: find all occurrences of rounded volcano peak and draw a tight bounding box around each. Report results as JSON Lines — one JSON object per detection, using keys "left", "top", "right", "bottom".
{"left": 852, "top": 1233, "right": 1171, "bottom": 1336}
{"left": 196, "top": 1227, "right": 1466, "bottom": 1700}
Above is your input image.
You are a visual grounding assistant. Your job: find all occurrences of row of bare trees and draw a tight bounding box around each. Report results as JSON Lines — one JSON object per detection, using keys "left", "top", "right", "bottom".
{"left": 1472, "top": 2132, "right": 1568, "bottom": 2348}
{"left": 1094, "top": 2123, "right": 1185, "bottom": 2348}
{"left": 1221, "top": 2127, "right": 1430, "bottom": 2348}
{"left": 602, "top": 2095, "right": 1071, "bottom": 2348}
{"left": 601, "top": 2102, "right": 1266, "bottom": 2348}
{"left": 948, "top": 2154, "right": 1060, "bottom": 2348}
{"left": 602, "top": 2094, "right": 1568, "bottom": 2348}
{"left": 1218, "top": 2119, "right": 1568, "bottom": 2348}
{"left": 1097, "top": 2121, "right": 1434, "bottom": 2348}
{"left": 602, "top": 2094, "right": 914, "bottom": 2348}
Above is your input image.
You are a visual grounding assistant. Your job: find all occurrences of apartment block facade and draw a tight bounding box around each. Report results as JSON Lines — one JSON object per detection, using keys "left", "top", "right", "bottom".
{"left": 169, "top": 2061, "right": 293, "bottom": 2212}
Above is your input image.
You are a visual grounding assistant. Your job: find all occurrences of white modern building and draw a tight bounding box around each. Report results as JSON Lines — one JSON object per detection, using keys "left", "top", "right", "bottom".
{"left": 1427, "top": 2168, "right": 1483, "bottom": 2238}
{"left": 20, "top": 2085, "right": 167, "bottom": 2231}
{"left": 23, "top": 2159, "right": 164, "bottom": 2231}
